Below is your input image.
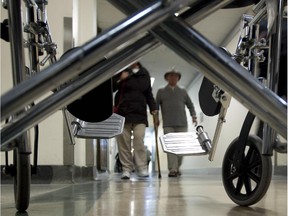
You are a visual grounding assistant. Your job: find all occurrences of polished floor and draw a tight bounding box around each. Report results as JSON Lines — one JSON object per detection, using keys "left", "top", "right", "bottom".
{"left": 1, "top": 172, "right": 287, "bottom": 216}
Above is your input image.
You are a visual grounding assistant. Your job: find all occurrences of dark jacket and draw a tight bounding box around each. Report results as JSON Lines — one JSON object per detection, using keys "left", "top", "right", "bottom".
{"left": 113, "top": 66, "right": 156, "bottom": 126}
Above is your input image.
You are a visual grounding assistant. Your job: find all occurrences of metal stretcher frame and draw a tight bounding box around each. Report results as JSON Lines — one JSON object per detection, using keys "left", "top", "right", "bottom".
{"left": 1, "top": 0, "right": 286, "bottom": 146}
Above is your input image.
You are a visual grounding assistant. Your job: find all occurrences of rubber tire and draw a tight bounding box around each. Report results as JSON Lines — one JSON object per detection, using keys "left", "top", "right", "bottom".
{"left": 13, "top": 148, "right": 31, "bottom": 212}
{"left": 222, "top": 135, "right": 272, "bottom": 206}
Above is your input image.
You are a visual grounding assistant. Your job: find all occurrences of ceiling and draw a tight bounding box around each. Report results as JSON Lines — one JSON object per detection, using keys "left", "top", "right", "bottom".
{"left": 97, "top": 1, "right": 255, "bottom": 95}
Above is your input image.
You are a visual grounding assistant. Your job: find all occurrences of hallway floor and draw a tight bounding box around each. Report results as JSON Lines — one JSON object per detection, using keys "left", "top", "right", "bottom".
{"left": 1, "top": 172, "right": 287, "bottom": 216}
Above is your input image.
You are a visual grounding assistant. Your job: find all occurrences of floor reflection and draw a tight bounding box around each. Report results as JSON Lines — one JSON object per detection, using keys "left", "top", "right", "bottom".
{"left": 1, "top": 173, "right": 286, "bottom": 216}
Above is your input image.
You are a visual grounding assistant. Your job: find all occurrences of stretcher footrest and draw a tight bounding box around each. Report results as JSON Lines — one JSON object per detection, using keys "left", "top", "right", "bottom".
{"left": 72, "top": 113, "right": 125, "bottom": 139}
{"left": 159, "top": 132, "right": 208, "bottom": 156}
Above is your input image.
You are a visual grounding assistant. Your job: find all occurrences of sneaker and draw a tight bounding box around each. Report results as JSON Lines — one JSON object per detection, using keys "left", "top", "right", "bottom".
{"left": 121, "top": 171, "right": 130, "bottom": 179}
{"left": 168, "top": 171, "right": 178, "bottom": 177}
{"left": 138, "top": 169, "right": 149, "bottom": 177}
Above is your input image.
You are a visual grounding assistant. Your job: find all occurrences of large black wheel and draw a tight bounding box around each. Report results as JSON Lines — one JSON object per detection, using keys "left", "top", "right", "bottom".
{"left": 222, "top": 135, "right": 272, "bottom": 206}
{"left": 13, "top": 148, "right": 31, "bottom": 212}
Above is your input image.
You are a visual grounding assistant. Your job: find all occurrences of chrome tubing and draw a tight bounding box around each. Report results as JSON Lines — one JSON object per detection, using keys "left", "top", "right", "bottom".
{"left": 1, "top": 0, "right": 197, "bottom": 120}
{"left": 4, "top": 0, "right": 31, "bottom": 153}
{"left": 7, "top": 0, "right": 26, "bottom": 85}
{"left": 262, "top": 0, "right": 285, "bottom": 155}
{"left": 110, "top": 1, "right": 287, "bottom": 138}
{"left": 159, "top": 18, "right": 286, "bottom": 138}
{"left": 196, "top": 125, "right": 212, "bottom": 152}
{"left": 1, "top": 34, "right": 159, "bottom": 146}
{"left": 1, "top": 0, "right": 228, "bottom": 146}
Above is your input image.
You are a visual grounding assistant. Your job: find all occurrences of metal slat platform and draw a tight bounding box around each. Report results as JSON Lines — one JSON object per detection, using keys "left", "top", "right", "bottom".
{"left": 72, "top": 113, "right": 125, "bottom": 139}
{"left": 159, "top": 132, "right": 209, "bottom": 156}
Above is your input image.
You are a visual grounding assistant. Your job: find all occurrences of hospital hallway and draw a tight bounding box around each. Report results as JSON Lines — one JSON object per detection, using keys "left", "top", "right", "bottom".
{"left": 1, "top": 171, "right": 287, "bottom": 216}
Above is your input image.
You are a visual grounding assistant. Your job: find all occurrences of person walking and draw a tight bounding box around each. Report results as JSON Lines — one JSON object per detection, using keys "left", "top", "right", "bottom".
{"left": 113, "top": 62, "right": 158, "bottom": 179}
{"left": 156, "top": 70, "right": 198, "bottom": 177}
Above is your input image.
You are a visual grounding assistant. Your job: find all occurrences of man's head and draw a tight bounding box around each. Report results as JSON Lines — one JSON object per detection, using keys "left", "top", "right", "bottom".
{"left": 164, "top": 70, "right": 181, "bottom": 86}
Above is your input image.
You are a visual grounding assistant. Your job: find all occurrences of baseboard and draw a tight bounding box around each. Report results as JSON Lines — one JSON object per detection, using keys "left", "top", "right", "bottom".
{"left": 184, "top": 166, "right": 287, "bottom": 177}
{"left": 1, "top": 165, "right": 286, "bottom": 184}
{"left": 1, "top": 165, "right": 95, "bottom": 184}
{"left": 274, "top": 165, "right": 287, "bottom": 176}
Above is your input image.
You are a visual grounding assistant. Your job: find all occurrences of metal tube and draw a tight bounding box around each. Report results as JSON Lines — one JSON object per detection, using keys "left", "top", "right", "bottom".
{"left": 109, "top": 0, "right": 234, "bottom": 26}
{"left": 7, "top": 0, "right": 26, "bottom": 85}
{"left": 2, "top": 0, "right": 286, "bottom": 143}
{"left": 1, "top": 0, "right": 197, "bottom": 120}
{"left": 262, "top": 0, "right": 285, "bottom": 155}
{"left": 26, "top": 1, "right": 40, "bottom": 77}
{"left": 112, "top": 0, "right": 287, "bottom": 137}
{"left": 1, "top": 35, "right": 159, "bottom": 146}
{"left": 1, "top": 0, "right": 227, "bottom": 145}
{"left": 158, "top": 17, "right": 286, "bottom": 138}
{"left": 268, "top": 0, "right": 283, "bottom": 95}
{"left": 5, "top": 0, "right": 31, "bottom": 154}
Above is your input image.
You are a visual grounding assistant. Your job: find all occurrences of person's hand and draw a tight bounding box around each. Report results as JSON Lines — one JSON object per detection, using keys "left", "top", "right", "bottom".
{"left": 192, "top": 116, "right": 198, "bottom": 127}
{"left": 151, "top": 110, "right": 160, "bottom": 127}
{"left": 120, "top": 71, "right": 130, "bottom": 80}
{"left": 151, "top": 110, "right": 158, "bottom": 116}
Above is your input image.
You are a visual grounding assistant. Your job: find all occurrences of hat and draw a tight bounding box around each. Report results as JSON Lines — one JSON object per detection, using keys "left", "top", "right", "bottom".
{"left": 164, "top": 70, "right": 181, "bottom": 80}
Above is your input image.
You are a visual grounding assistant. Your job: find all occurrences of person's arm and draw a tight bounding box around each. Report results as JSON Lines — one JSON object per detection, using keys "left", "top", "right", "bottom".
{"left": 155, "top": 90, "right": 161, "bottom": 111}
{"left": 185, "top": 90, "right": 198, "bottom": 126}
{"left": 145, "top": 85, "right": 157, "bottom": 115}
{"left": 141, "top": 75, "right": 158, "bottom": 127}
{"left": 192, "top": 115, "right": 198, "bottom": 126}
{"left": 112, "top": 69, "right": 131, "bottom": 92}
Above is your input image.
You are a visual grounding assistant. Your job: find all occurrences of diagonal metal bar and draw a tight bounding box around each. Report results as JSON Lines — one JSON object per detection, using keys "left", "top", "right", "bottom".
{"left": 110, "top": 0, "right": 235, "bottom": 25}
{"left": 1, "top": 34, "right": 159, "bottom": 147}
{"left": 109, "top": 0, "right": 287, "bottom": 138}
{"left": 1, "top": 0, "right": 231, "bottom": 146}
{"left": 1, "top": 0, "right": 198, "bottom": 120}
{"left": 1, "top": 0, "right": 286, "bottom": 144}
{"left": 159, "top": 17, "right": 286, "bottom": 138}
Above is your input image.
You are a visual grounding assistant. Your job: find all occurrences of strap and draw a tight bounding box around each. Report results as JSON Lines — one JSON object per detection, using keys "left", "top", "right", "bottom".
{"left": 115, "top": 81, "right": 125, "bottom": 109}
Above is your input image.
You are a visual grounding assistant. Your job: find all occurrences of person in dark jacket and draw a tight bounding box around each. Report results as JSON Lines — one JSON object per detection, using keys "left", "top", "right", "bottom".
{"left": 113, "top": 62, "right": 158, "bottom": 179}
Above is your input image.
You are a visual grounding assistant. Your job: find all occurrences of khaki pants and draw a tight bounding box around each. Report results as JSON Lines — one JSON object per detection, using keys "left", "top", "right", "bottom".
{"left": 116, "top": 123, "right": 147, "bottom": 172}
{"left": 163, "top": 126, "right": 188, "bottom": 172}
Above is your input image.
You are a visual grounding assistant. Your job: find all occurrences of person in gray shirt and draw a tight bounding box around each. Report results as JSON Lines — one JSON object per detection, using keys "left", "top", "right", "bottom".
{"left": 156, "top": 70, "right": 197, "bottom": 177}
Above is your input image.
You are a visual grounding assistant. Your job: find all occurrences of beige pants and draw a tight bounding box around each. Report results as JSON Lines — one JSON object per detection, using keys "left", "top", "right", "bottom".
{"left": 116, "top": 123, "right": 147, "bottom": 172}
{"left": 164, "top": 126, "right": 188, "bottom": 172}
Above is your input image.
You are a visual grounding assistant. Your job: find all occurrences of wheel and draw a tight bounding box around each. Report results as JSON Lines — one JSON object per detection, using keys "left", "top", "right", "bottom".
{"left": 222, "top": 135, "right": 272, "bottom": 206}
{"left": 13, "top": 148, "right": 31, "bottom": 212}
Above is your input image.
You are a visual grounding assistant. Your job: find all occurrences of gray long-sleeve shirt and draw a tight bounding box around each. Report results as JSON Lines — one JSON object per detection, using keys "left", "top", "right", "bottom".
{"left": 156, "top": 85, "right": 196, "bottom": 127}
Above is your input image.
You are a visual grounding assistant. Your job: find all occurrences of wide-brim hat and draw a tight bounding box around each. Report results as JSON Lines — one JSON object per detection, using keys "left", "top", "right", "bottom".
{"left": 164, "top": 70, "right": 181, "bottom": 80}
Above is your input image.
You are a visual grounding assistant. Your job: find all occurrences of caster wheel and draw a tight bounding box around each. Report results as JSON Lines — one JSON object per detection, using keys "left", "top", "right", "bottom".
{"left": 222, "top": 135, "right": 272, "bottom": 206}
